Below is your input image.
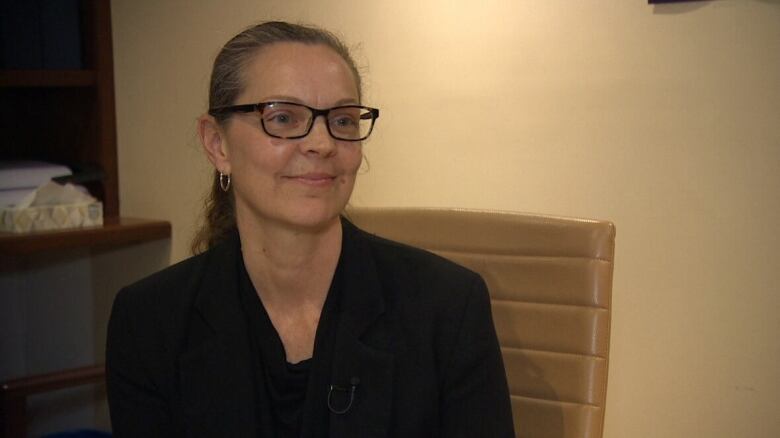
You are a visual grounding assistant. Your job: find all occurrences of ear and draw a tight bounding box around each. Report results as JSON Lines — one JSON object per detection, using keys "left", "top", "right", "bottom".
{"left": 198, "top": 114, "right": 231, "bottom": 174}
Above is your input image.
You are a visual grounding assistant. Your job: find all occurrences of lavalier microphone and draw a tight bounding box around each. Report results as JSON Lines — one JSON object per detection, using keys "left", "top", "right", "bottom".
{"left": 327, "top": 376, "right": 360, "bottom": 414}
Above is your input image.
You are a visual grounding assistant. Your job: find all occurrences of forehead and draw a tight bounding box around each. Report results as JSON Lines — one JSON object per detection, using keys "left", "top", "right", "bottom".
{"left": 238, "top": 42, "right": 359, "bottom": 105}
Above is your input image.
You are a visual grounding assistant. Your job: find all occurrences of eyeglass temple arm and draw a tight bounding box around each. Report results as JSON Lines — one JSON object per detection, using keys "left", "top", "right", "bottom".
{"left": 361, "top": 109, "right": 380, "bottom": 120}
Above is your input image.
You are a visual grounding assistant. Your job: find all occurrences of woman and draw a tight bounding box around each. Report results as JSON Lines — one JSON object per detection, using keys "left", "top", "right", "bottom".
{"left": 106, "top": 21, "right": 514, "bottom": 437}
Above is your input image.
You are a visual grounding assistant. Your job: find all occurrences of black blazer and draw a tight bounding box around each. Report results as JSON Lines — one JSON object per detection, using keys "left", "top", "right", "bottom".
{"left": 106, "top": 219, "right": 514, "bottom": 437}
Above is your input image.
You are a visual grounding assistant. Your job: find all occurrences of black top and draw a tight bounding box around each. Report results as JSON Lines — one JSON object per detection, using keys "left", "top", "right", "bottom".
{"left": 106, "top": 218, "right": 515, "bottom": 437}
{"left": 237, "top": 245, "right": 343, "bottom": 438}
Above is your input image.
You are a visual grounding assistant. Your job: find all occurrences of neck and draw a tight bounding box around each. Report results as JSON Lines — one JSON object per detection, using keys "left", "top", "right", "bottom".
{"left": 236, "top": 214, "right": 343, "bottom": 306}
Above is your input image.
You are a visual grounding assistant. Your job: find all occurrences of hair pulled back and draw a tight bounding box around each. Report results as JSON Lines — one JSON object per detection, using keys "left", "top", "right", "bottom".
{"left": 191, "top": 21, "right": 363, "bottom": 254}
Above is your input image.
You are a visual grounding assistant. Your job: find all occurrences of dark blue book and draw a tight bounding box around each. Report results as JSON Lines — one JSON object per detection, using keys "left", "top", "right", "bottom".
{"left": 0, "top": 0, "right": 44, "bottom": 69}
{"left": 41, "top": 0, "right": 83, "bottom": 69}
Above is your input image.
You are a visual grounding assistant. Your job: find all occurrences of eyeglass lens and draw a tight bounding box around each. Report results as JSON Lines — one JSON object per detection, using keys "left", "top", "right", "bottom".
{"left": 260, "top": 102, "right": 374, "bottom": 140}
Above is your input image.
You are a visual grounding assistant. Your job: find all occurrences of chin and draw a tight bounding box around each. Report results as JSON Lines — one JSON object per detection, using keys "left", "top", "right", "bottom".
{"left": 236, "top": 187, "right": 352, "bottom": 233}
{"left": 280, "top": 202, "right": 346, "bottom": 231}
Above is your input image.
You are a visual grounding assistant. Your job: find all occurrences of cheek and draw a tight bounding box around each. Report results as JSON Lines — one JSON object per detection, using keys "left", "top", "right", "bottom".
{"left": 344, "top": 147, "right": 363, "bottom": 174}
{"left": 230, "top": 138, "right": 291, "bottom": 176}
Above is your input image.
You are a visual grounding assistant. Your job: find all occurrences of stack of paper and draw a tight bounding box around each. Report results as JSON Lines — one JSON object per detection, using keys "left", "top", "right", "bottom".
{"left": 0, "top": 161, "right": 73, "bottom": 208}
{"left": 0, "top": 162, "right": 103, "bottom": 233}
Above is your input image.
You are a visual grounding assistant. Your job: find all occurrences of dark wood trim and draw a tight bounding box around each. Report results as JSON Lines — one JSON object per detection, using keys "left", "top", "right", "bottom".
{"left": 83, "top": 0, "right": 120, "bottom": 218}
{"left": 0, "top": 70, "right": 96, "bottom": 88}
{"left": 0, "top": 217, "right": 171, "bottom": 256}
{"left": 1, "top": 365, "right": 105, "bottom": 398}
{"left": 1, "top": 365, "right": 106, "bottom": 438}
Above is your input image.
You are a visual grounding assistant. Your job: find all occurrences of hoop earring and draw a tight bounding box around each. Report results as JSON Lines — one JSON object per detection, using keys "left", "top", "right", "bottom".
{"left": 219, "top": 172, "right": 231, "bottom": 192}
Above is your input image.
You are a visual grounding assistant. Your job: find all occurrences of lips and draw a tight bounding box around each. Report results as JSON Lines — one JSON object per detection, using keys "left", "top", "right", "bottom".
{"left": 284, "top": 172, "right": 337, "bottom": 187}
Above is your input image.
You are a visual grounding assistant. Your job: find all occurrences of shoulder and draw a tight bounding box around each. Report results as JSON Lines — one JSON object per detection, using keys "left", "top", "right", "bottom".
{"left": 352, "top": 221, "right": 481, "bottom": 284}
{"left": 345, "top": 219, "right": 488, "bottom": 314}
{"left": 113, "top": 249, "right": 210, "bottom": 310}
{"left": 110, "top": 232, "right": 237, "bottom": 327}
{"left": 107, "top": 238, "right": 236, "bottom": 361}
{"left": 343, "top": 220, "right": 497, "bottom": 376}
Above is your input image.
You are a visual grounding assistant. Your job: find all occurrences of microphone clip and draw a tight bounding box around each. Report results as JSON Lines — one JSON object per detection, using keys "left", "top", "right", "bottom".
{"left": 327, "top": 376, "right": 360, "bottom": 414}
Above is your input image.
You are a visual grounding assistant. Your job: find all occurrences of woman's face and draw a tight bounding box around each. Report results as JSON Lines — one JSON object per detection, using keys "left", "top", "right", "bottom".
{"left": 218, "top": 42, "right": 363, "bottom": 232}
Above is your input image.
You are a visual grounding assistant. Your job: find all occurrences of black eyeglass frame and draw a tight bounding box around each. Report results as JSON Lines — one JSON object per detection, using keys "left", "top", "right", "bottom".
{"left": 208, "top": 101, "right": 380, "bottom": 141}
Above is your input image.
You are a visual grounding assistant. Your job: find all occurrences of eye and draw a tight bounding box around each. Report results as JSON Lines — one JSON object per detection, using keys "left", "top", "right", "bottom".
{"left": 332, "top": 115, "right": 357, "bottom": 127}
{"left": 329, "top": 108, "right": 361, "bottom": 131}
{"left": 264, "top": 111, "right": 295, "bottom": 125}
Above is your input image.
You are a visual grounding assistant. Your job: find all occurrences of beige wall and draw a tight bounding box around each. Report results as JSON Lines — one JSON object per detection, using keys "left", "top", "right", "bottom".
{"left": 111, "top": 1, "right": 780, "bottom": 437}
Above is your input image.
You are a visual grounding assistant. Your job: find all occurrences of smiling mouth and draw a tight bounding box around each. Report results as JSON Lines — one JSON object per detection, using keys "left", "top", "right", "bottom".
{"left": 284, "top": 173, "right": 338, "bottom": 187}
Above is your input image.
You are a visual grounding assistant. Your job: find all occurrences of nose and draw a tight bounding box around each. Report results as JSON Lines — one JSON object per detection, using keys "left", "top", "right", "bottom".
{"left": 300, "top": 115, "right": 337, "bottom": 157}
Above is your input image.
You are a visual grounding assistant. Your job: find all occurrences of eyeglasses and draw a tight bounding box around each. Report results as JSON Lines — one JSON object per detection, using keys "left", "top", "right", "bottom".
{"left": 208, "top": 101, "right": 380, "bottom": 141}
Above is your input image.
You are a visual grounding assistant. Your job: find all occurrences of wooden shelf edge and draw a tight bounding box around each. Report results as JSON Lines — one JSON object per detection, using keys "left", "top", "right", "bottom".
{"left": 0, "top": 69, "right": 96, "bottom": 87}
{"left": 0, "top": 217, "right": 171, "bottom": 256}
{"left": 1, "top": 364, "right": 105, "bottom": 397}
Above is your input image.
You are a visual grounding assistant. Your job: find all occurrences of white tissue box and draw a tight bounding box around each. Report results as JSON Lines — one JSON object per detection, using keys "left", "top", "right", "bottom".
{"left": 1, "top": 201, "right": 103, "bottom": 233}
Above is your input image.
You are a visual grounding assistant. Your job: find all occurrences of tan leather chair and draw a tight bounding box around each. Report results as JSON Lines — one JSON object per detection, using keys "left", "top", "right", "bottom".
{"left": 347, "top": 208, "right": 615, "bottom": 438}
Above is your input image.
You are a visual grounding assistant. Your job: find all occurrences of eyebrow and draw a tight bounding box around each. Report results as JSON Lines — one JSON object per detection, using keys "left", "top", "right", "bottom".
{"left": 259, "top": 95, "right": 360, "bottom": 107}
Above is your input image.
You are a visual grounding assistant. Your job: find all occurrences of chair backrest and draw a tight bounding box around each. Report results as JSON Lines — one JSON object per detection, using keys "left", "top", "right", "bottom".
{"left": 346, "top": 208, "right": 615, "bottom": 438}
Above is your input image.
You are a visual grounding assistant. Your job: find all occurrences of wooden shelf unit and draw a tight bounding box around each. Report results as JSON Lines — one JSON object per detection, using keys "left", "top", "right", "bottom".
{"left": 0, "top": 218, "right": 171, "bottom": 256}
{"left": 0, "top": 70, "right": 96, "bottom": 87}
{"left": 0, "top": 0, "right": 171, "bottom": 254}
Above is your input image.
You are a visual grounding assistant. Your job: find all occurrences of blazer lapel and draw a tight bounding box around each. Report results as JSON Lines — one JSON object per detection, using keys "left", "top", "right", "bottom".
{"left": 177, "top": 234, "right": 264, "bottom": 437}
{"left": 176, "top": 222, "right": 395, "bottom": 437}
{"left": 325, "top": 220, "right": 396, "bottom": 438}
